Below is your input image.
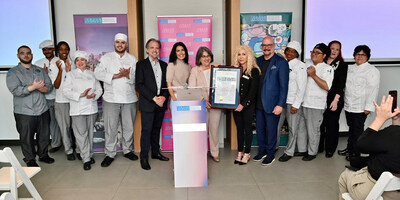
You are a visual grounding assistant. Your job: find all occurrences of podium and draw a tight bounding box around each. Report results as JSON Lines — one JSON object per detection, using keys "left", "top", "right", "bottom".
{"left": 171, "top": 89, "right": 208, "bottom": 188}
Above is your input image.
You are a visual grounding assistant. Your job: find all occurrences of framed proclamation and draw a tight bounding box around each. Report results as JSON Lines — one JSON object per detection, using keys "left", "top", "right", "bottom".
{"left": 209, "top": 66, "right": 242, "bottom": 109}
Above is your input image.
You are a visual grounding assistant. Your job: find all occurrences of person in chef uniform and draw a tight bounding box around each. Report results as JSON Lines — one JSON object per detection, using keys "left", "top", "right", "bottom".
{"left": 94, "top": 33, "right": 139, "bottom": 168}
{"left": 297, "top": 43, "right": 334, "bottom": 161}
{"left": 63, "top": 50, "right": 103, "bottom": 170}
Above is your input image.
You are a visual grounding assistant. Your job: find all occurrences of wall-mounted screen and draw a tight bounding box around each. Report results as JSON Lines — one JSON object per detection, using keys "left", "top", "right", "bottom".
{"left": 305, "top": 0, "right": 400, "bottom": 62}
{"left": 0, "top": 0, "right": 53, "bottom": 68}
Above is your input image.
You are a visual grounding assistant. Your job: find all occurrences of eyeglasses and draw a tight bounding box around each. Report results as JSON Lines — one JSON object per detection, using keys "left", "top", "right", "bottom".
{"left": 261, "top": 44, "right": 274, "bottom": 47}
{"left": 201, "top": 55, "right": 211, "bottom": 58}
{"left": 19, "top": 52, "right": 32, "bottom": 55}
{"left": 310, "top": 51, "right": 323, "bottom": 55}
{"left": 355, "top": 53, "right": 367, "bottom": 57}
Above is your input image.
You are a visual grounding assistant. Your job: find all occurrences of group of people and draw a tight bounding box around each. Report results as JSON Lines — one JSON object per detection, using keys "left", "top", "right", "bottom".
{"left": 273, "top": 40, "right": 380, "bottom": 164}
{"left": 6, "top": 34, "right": 172, "bottom": 171}
{"left": 6, "top": 34, "right": 383, "bottom": 173}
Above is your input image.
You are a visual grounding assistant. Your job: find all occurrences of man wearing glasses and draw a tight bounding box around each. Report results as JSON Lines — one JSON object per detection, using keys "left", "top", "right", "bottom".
{"left": 6, "top": 45, "right": 55, "bottom": 167}
{"left": 254, "top": 36, "right": 289, "bottom": 166}
{"left": 297, "top": 43, "right": 334, "bottom": 161}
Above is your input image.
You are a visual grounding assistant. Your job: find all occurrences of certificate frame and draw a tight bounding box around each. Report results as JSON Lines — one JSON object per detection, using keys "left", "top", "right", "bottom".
{"left": 209, "top": 65, "right": 242, "bottom": 109}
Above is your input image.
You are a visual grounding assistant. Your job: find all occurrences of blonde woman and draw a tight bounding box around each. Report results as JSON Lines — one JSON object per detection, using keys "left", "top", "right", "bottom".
{"left": 232, "top": 45, "right": 260, "bottom": 165}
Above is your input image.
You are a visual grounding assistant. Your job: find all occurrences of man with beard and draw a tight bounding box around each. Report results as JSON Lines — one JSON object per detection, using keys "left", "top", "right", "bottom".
{"left": 94, "top": 33, "right": 139, "bottom": 167}
{"left": 34, "top": 40, "right": 62, "bottom": 153}
{"left": 6, "top": 45, "right": 55, "bottom": 166}
{"left": 254, "top": 36, "right": 289, "bottom": 166}
{"left": 135, "top": 38, "right": 170, "bottom": 170}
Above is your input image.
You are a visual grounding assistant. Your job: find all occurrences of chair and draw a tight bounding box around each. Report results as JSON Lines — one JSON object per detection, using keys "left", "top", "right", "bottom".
{"left": 342, "top": 171, "right": 400, "bottom": 200}
{"left": 0, "top": 192, "right": 15, "bottom": 200}
{"left": 0, "top": 147, "right": 42, "bottom": 200}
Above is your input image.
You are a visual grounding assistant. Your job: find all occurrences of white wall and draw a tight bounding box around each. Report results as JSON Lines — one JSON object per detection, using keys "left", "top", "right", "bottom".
{"left": 53, "top": 0, "right": 127, "bottom": 56}
{"left": 0, "top": 72, "right": 18, "bottom": 139}
{"left": 240, "top": 0, "right": 303, "bottom": 43}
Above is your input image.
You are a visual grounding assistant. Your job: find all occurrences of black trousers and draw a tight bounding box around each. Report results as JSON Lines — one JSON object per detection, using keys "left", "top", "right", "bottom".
{"left": 140, "top": 108, "right": 165, "bottom": 159}
{"left": 14, "top": 111, "right": 50, "bottom": 163}
{"left": 319, "top": 101, "right": 344, "bottom": 153}
{"left": 345, "top": 111, "right": 367, "bottom": 154}
{"left": 233, "top": 103, "right": 255, "bottom": 153}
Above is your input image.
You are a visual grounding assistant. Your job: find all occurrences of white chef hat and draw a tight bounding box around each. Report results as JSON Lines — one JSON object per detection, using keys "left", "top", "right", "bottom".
{"left": 74, "top": 50, "right": 89, "bottom": 61}
{"left": 39, "top": 40, "right": 54, "bottom": 49}
{"left": 286, "top": 41, "right": 302, "bottom": 55}
{"left": 114, "top": 33, "right": 128, "bottom": 42}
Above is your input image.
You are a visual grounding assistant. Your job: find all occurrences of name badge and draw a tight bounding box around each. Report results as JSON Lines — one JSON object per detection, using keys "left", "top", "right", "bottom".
{"left": 242, "top": 75, "right": 249, "bottom": 79}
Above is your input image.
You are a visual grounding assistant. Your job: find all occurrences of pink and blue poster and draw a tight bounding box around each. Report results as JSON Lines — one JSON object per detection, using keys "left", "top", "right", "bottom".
{"left": 158, "top": 16, "right": 212, "bottom": 151}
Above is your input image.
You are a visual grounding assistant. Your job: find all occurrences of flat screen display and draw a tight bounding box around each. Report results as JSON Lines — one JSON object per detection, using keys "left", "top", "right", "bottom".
{"left": 0, "top": 0, "right": 53, "bottom": 68}
{"left": 305, "top": 0, "right": 400, "bottom": 62}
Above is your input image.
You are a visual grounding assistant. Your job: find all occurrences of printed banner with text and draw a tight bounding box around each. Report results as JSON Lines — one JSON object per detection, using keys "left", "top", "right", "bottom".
{"left": 157, "top": 15, "right": 212, "bottom": 151}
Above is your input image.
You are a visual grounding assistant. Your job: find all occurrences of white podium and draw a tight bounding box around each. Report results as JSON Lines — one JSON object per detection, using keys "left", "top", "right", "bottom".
{"left": 171, "top": 98, "right": 208, "bottom": 188}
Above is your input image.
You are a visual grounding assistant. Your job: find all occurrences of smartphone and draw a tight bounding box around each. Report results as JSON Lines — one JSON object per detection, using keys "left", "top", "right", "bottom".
{"left": 389, "top": 90, "right": 397, "bottom": 112}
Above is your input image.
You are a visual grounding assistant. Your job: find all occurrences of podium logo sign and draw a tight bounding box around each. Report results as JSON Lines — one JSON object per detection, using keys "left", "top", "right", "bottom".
{"left": 177, "top": 106, "right": 202, "bottom": 111}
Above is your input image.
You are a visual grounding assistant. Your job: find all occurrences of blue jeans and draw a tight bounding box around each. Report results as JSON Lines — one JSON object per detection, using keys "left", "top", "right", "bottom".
{"left": 256, "top": 109, "right": 280, "bottom": 158}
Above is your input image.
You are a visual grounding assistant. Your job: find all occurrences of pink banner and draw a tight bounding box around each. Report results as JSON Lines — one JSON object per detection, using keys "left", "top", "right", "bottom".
{"left": 157, "top": 16, "right": 212, "bottom": 67}
{"left": 158, "top": 16, "right": 212, "bottom": 151}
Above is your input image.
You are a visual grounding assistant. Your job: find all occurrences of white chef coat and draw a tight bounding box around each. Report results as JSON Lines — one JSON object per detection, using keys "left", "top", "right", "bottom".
{"left": 63, "top": 68, "right": 102, "bottom": 116}
{"left": 34, "top": 57, "right": 60, "bottom": 100}
{"left": 286, "top": 58, "right": 307, "bottom": 109}
{"left": 94, "top": 51, "right": 137, "bottom": 103}
{"left": 302, "top": 61, "right": 334, "bottom": 109}
{"left": 55, "top": 59, "right": 76, "bottom": 103}
{"left": 344, "top": 62, "right": 380, "bottom": 113}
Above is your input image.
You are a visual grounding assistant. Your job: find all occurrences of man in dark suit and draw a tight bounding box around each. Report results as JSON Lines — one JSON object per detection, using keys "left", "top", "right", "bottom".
{"left": 135, "top": 38, "right": 170, "bottom": 170}
{"left": 254, "top": 36, "right": 289, "bottom": 166}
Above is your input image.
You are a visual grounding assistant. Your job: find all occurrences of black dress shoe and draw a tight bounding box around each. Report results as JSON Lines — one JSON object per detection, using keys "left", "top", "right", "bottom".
{"left": 151, "top": 153, "right": 169, "bottom": 161}
{"left": 39, "top": 156, "right": 55, "bottom": 164}
{"left": 76, "top": 153, "right": 82, "bottom": 160}
{"left": 83, "top": 162, "right": 91, "bottom": 170}
{"left": 337, "top": 148, "right": 348, "bottom": 156}
{"left": 90, "top": 157, "right": 95, "bottom": 164}
{"left": 346, "top": 153, "right": 360, "bottom": 161}
{"left": 140, "top": 159, "right": 151, "bottom": 170}
{"left": 101, "top": 156, "right": 114, "bottom": 167}
{"left": 302, "top": 154, "right": 316, "bottom": 161}
{"left": 49, "top": 146, "right": 61, "bottom": 153}
{"left": 124, "top": 152, "right": 138, "bottom": 161}
{"left": 67, "top": 153, "right": 76, "bottom": 161}
{"left": 293, "top": 152, "right": 307, "bottom": 157}
{"left": 325, "top": 152, "right": 334, "bottom": 158}
{"left": 278, "top": 153, "right": 292, "bottom": 162}
{"left": 26, "top": 160, "right": 39, "bottom": 167}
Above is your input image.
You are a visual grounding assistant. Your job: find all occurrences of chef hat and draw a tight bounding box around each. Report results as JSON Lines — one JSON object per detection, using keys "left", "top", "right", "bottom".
{"left": 286, "top": 41, "right": 302, "bottom": 55}
{"left": 39, "top": 40, "right": 54, "bottom": 49}
{"left": 314, "top": 43, "right": 331, "bottom": 57}
{"left": 74, "top": 50, "right": 89, "bottom": 61}
{"left": 114, "top": 33, "right": 128, "bottom": 42}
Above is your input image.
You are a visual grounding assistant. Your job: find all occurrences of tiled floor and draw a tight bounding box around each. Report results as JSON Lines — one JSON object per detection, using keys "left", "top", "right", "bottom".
{"left": 1, "top": 138, "right": 349, "bottom": 200}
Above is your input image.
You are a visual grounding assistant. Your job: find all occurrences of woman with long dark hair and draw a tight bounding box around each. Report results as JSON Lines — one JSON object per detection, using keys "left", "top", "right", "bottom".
{"left": 166, "top": 42, "right": 191, "bottom": 101}
{"left": 319, "top": 40, "right": 348, "bottom": 158}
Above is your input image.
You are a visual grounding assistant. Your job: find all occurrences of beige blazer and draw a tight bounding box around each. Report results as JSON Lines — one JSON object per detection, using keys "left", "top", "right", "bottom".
{"left": 188, "top": 66, "right": 210, "bottom": 101}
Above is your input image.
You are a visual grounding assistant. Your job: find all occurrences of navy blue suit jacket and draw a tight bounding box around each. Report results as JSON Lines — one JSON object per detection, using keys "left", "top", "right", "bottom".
{"left": 256, "top": 53, "right": 289, "bottom": 113}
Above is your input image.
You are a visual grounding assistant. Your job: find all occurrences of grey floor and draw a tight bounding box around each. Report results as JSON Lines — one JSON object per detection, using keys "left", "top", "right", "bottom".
{"left": 1, "top": 138, "right": 349, "bottom": 200}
